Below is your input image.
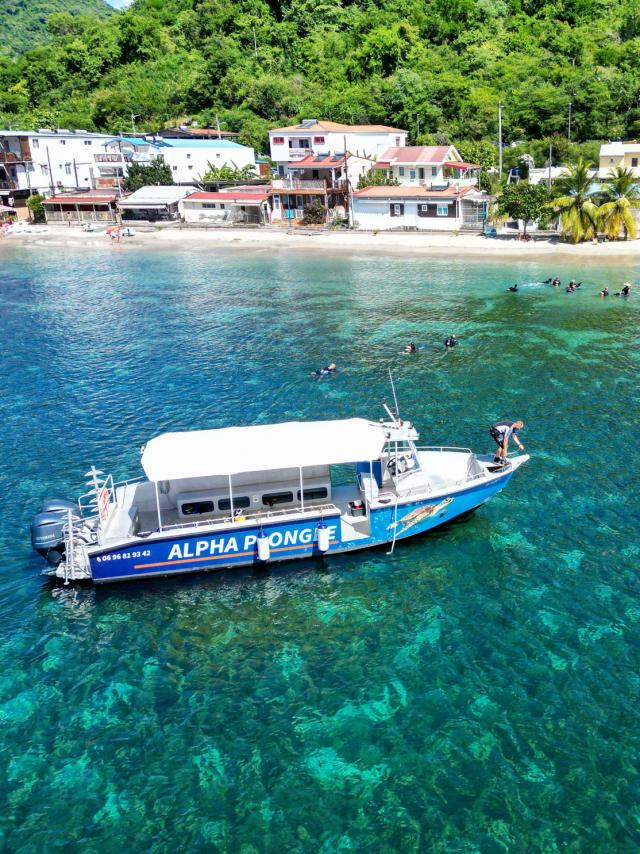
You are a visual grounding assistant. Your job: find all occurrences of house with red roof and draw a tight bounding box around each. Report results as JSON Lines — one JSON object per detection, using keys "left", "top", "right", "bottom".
{"left": 181, "top": 190, "right": 270, "bottom": 225}
{"left": 268, "top": 119, "right": 407, "bottom": 224}
{"left": 41, "top": 189, "right": 120, "bottom": 224}
{"left": 351, "top": 184, "right": 489, "bottom": 231}
{"left": 375, "top": 145, "right": 480, "bottom": 188}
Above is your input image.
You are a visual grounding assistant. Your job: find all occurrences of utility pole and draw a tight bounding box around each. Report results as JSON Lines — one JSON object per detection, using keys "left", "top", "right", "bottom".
{"left": 216, "top": 114, "right": 221, "bottom": 139}
{"left": 548, "top": 142, "right": 552, "bottom": 187}
{"left": 131, "top": 113, "right": 140, "bottom": 136}
{"left": 46, "top": 144, "right": 55, "bottom": 195}
{"left": 252, "top": 26, "right": 258, "bottom": 60}
{"left": 568, "top": 101, "right": 573, "bottom": 141}
{"left": 498, "top": 101, "right": 503, "bottom": 178}
{"left": 416, "top": 113, "right": 420, "bottom": 141}
{"left": 73, "top": 158, "right": 79, "bottom": 189}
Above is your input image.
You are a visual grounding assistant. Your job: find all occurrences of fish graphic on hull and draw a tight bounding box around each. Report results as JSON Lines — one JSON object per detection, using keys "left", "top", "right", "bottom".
{"left": 388, "top": 497, "right": 454, "bottom": 534}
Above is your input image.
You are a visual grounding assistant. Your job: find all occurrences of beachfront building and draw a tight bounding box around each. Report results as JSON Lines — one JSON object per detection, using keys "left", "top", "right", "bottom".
{"left": 117, "top": 185, "right": 193, "bottom": 223}
{"left": 598, "top": 141, "right": 640, "bottom": 176}
{"left": 96, "top": 137, "right": 256, "bottom": 186}
{"left": 375, "top": 145, "right": 479, "bottom": 187}
{"left": 181, "top": 190, "right": 270, "bottom": 224}
{"left": 351, "top": 185, "right": 489, "bottom": 231}
{"left": 269, "top": 153, "right": 374, "bottom": 225}
{"left": 269, "top": 121, "right": 407, "bottom": 174}
{"left": 41, "top": 189, "right": 119, "bottom": 224}
{"left": 0, "top": 129, "right": 111, "bottom": 204}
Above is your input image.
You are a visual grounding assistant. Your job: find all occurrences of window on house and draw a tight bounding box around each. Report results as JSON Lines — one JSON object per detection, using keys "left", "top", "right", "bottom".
{"left": 218, "top": 496, "right": 251, "bottom": 511}
{"left": 632, "top": 158, "right": 638, "bottom": 167}
{"left": 431, "top": 166, "right": 437, "bottom": 176}
{"left": 32, "top": 139, "right": 39, "bottom": 149}
{"left": 273, "top": 196, "right": 280, "bottom": 209}
{"left": 84, "top": 140, "right": 92, "bottom": 146}
{"left": 390, "top": 203, "right": 404, "bottom": 217}
{"left": 60, "top": 140, "right": 66, "bottom": 146}
{"left": 64, "top": 163, "right": 72, "bottom": 175}
{"left": 41, "top": 164, "right": 48, "bottom": 175}
{"left": 418, "top": 168, "right": 424, "bottom": 179}
{"left": 188, "top": 165, "right": 193, "bottom": 170}
{"left": 202, "top": 203, "right": 217, "bottom": 209}
{"left": 216, "top": 153, "right": 221, "bottom": 158}
{"left": 437, "top": 204, "right": 449, "bottom": 216}
{"left": 181, "top": 501, "right": 214, "bottom": 516}
{"left": 399, "top": 167, "right": 405, "bottom": 176}
{"left": 297, "top": 487, "right": 328, "bottom": 501}
{"left": 272, "top": 137, "right": 285, "bottom": 144}
{"left": 313, "top": 136, "right": 325, "bottom": 144}
{"left": 187, "top": 154, "right": 191, "bottom": 159}
{"left": 410, "top": 170, "right": 416, "bottom": 180}
{"left": 172, "top": 165, "right": 177, "bottom": 170}
{"left": 262, "top": 491, "right": 294, "bottom": 507}
{"left": 395, "top": 137, "right": 401, "bottom": 145}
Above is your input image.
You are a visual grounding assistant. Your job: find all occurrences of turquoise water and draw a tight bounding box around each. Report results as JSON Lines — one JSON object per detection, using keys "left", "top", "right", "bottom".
{"left": 1, "top": 244, "right": 639, "bottom": 850}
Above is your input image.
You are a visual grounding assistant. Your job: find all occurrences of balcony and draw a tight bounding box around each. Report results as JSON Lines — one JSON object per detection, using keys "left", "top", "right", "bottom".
{"left": 272, "top": 178, "right": 325, "bottom": 190}
{"left": 287, "top": 149, "right": 312, "bottom": 160}
{"left": 95, "top": 153, "right": 129, "bottom": 163}
{"left": 0, "top": 152, "right": 31, "bottom": 164}
{"left": 0, "top": 180, "right": 17, "bottom": 190}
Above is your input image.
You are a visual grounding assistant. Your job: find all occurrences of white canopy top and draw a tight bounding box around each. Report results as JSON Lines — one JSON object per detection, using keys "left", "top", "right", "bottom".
{"left": 141, "top": 418, "right": 412, "bottom": 481}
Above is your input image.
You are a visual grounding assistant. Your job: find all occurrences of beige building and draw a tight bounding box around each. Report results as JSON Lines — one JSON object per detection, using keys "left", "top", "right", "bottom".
{"left": 599, "top": 142, "right": 640, "bottom": 176}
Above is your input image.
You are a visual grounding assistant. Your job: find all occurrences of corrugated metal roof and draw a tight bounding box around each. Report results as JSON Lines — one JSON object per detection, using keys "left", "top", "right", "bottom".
{"left": 376, "top": 146, "right": 452, "bottom": 164}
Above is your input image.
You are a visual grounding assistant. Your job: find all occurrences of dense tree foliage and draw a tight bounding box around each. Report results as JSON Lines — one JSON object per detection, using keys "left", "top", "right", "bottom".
{"left": 2, "top": 0, "right": 640, "bottom": 158}
{"left": 122, "top": 157, "right": 173, "bottom": 191}
{"left": 2, "top": 0, "right": 111, "bottom": 57}
{"left": 497, "top": 182, "right": 550, "bottom": 235}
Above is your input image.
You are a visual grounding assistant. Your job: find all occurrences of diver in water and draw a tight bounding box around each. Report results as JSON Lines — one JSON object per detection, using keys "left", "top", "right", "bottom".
{"left": 600, "top": 287, "right": 609, "bottom": 298}
{"left": 444, "top": 334, "right": 458, "bottom": 348}
{"left": 615, "top": 283, "right": 631, "bottom": 297}
{"left": 552, "top": 277, "right": 561, "bottom": 287}
{"left": 507, "top": 284, "right": 518, "bottom": 292}
{"left": 404, "top": 342, "right": 417, "bottom": 353}
{"left": 311, "top": 362, "right": 337, "bottom": 377}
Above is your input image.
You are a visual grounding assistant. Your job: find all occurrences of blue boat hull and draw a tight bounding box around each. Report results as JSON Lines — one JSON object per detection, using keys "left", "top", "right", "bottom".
{"left": 88, "top": 470, "right": 513, "bottom": 583}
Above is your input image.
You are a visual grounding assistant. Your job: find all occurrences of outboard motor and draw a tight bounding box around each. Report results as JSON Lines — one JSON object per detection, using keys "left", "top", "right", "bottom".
{"left": 30, "top": 499, "right": 82, "bottom": 566}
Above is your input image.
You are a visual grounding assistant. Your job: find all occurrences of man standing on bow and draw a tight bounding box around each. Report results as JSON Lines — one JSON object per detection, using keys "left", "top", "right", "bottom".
{"left": 489, "top": 419, "right": 525, "bottom": 465}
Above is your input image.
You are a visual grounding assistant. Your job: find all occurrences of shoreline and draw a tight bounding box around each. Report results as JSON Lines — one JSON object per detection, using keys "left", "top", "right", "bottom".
{"left": 3, "top": 225, "right": 640, "bottom": 259}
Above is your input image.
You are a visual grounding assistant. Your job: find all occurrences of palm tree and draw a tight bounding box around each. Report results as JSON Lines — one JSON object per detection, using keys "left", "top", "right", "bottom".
{"left": 597, "top": 167, "right": 640, "bottom": 240}
{"left": 548, "top": 158, "right": 598, "bottom": 243}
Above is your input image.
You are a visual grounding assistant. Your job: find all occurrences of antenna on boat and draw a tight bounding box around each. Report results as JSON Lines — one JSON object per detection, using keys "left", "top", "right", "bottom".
{"left": 389, "top": 368, "right": 400, "bottom": 421}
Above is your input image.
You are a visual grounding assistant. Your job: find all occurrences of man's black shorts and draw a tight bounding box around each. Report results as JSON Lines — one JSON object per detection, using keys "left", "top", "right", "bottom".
{"left": 489, "top": 426, "right": 505, "bottom": 444}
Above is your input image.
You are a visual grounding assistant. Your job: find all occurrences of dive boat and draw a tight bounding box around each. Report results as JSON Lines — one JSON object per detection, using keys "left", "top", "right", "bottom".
{"left": 30, "top": 405, "right": 528, "bottom": 584}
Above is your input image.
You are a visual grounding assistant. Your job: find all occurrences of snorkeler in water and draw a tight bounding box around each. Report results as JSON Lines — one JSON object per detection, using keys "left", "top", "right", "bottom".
{"left": 507, "top": 284, "right": 518, "bottom": 293}
{"left": 444, "top": 334, "right": 458, "bottom": 348}
{"left": 311, "top": 362, "right": 337, "bottom": 377}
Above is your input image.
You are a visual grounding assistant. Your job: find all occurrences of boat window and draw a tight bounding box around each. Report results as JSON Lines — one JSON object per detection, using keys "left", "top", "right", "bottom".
{"left": 262, "top": 491, "right": 294, "bottom": 507}
{"left": 218, "top": 496, "right": 251, "bottom": 511}
{"left": 181, "top": 500, "right": 214, "bottom": 516}
{"left": 296, "top": 487, "right": 328, "bottom": 501}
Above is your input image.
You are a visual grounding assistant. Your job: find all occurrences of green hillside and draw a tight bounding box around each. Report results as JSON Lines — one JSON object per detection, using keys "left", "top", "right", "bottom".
{"left": 1, "top": 0, "right": 638, "bottom": 163}
{"left": 1, "top": 0, "right": 111, "bottom": 57}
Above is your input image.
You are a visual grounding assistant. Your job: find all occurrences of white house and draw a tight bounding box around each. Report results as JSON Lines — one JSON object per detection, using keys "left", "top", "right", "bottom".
{"left": 0, "top": 128, "right": 111, "bottom": 204}
{"left": 375, "top": 145, "right": 479, "bottom": 187}
{"left": 269, "top": 120, "right": 407, "bottom": 175}
{"left": 96, "top": 137, "right": 256, "bottom": 186}
{"left": 599, "top": 141, "right": 640, "bottom": 177}
{"left": 181, "top": 190, "right": 270, "bottom": 225}
{"left": 160, "top": 139, "right": 256, "bottom": 184}
{"left": 351, "top": 185, "right": 488, "bottom": 231}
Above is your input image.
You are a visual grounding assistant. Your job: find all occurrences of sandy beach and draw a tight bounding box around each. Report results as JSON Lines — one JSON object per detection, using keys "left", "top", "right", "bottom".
{"left": 3, "top": 224, "right": 640, "bottom": 259}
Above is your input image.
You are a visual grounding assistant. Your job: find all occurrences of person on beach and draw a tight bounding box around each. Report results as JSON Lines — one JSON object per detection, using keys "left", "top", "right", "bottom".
{"left": 489, "top": 420, "right": 525, "bottom": 465}
{"left": 600, "top": 287, "right": 609, "bottom": 298}
{"left": 311, "top": 363, "right": 336, "bottom": 377}
{"left": 444, "top": 335, "right": 457, "bottom": 348}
